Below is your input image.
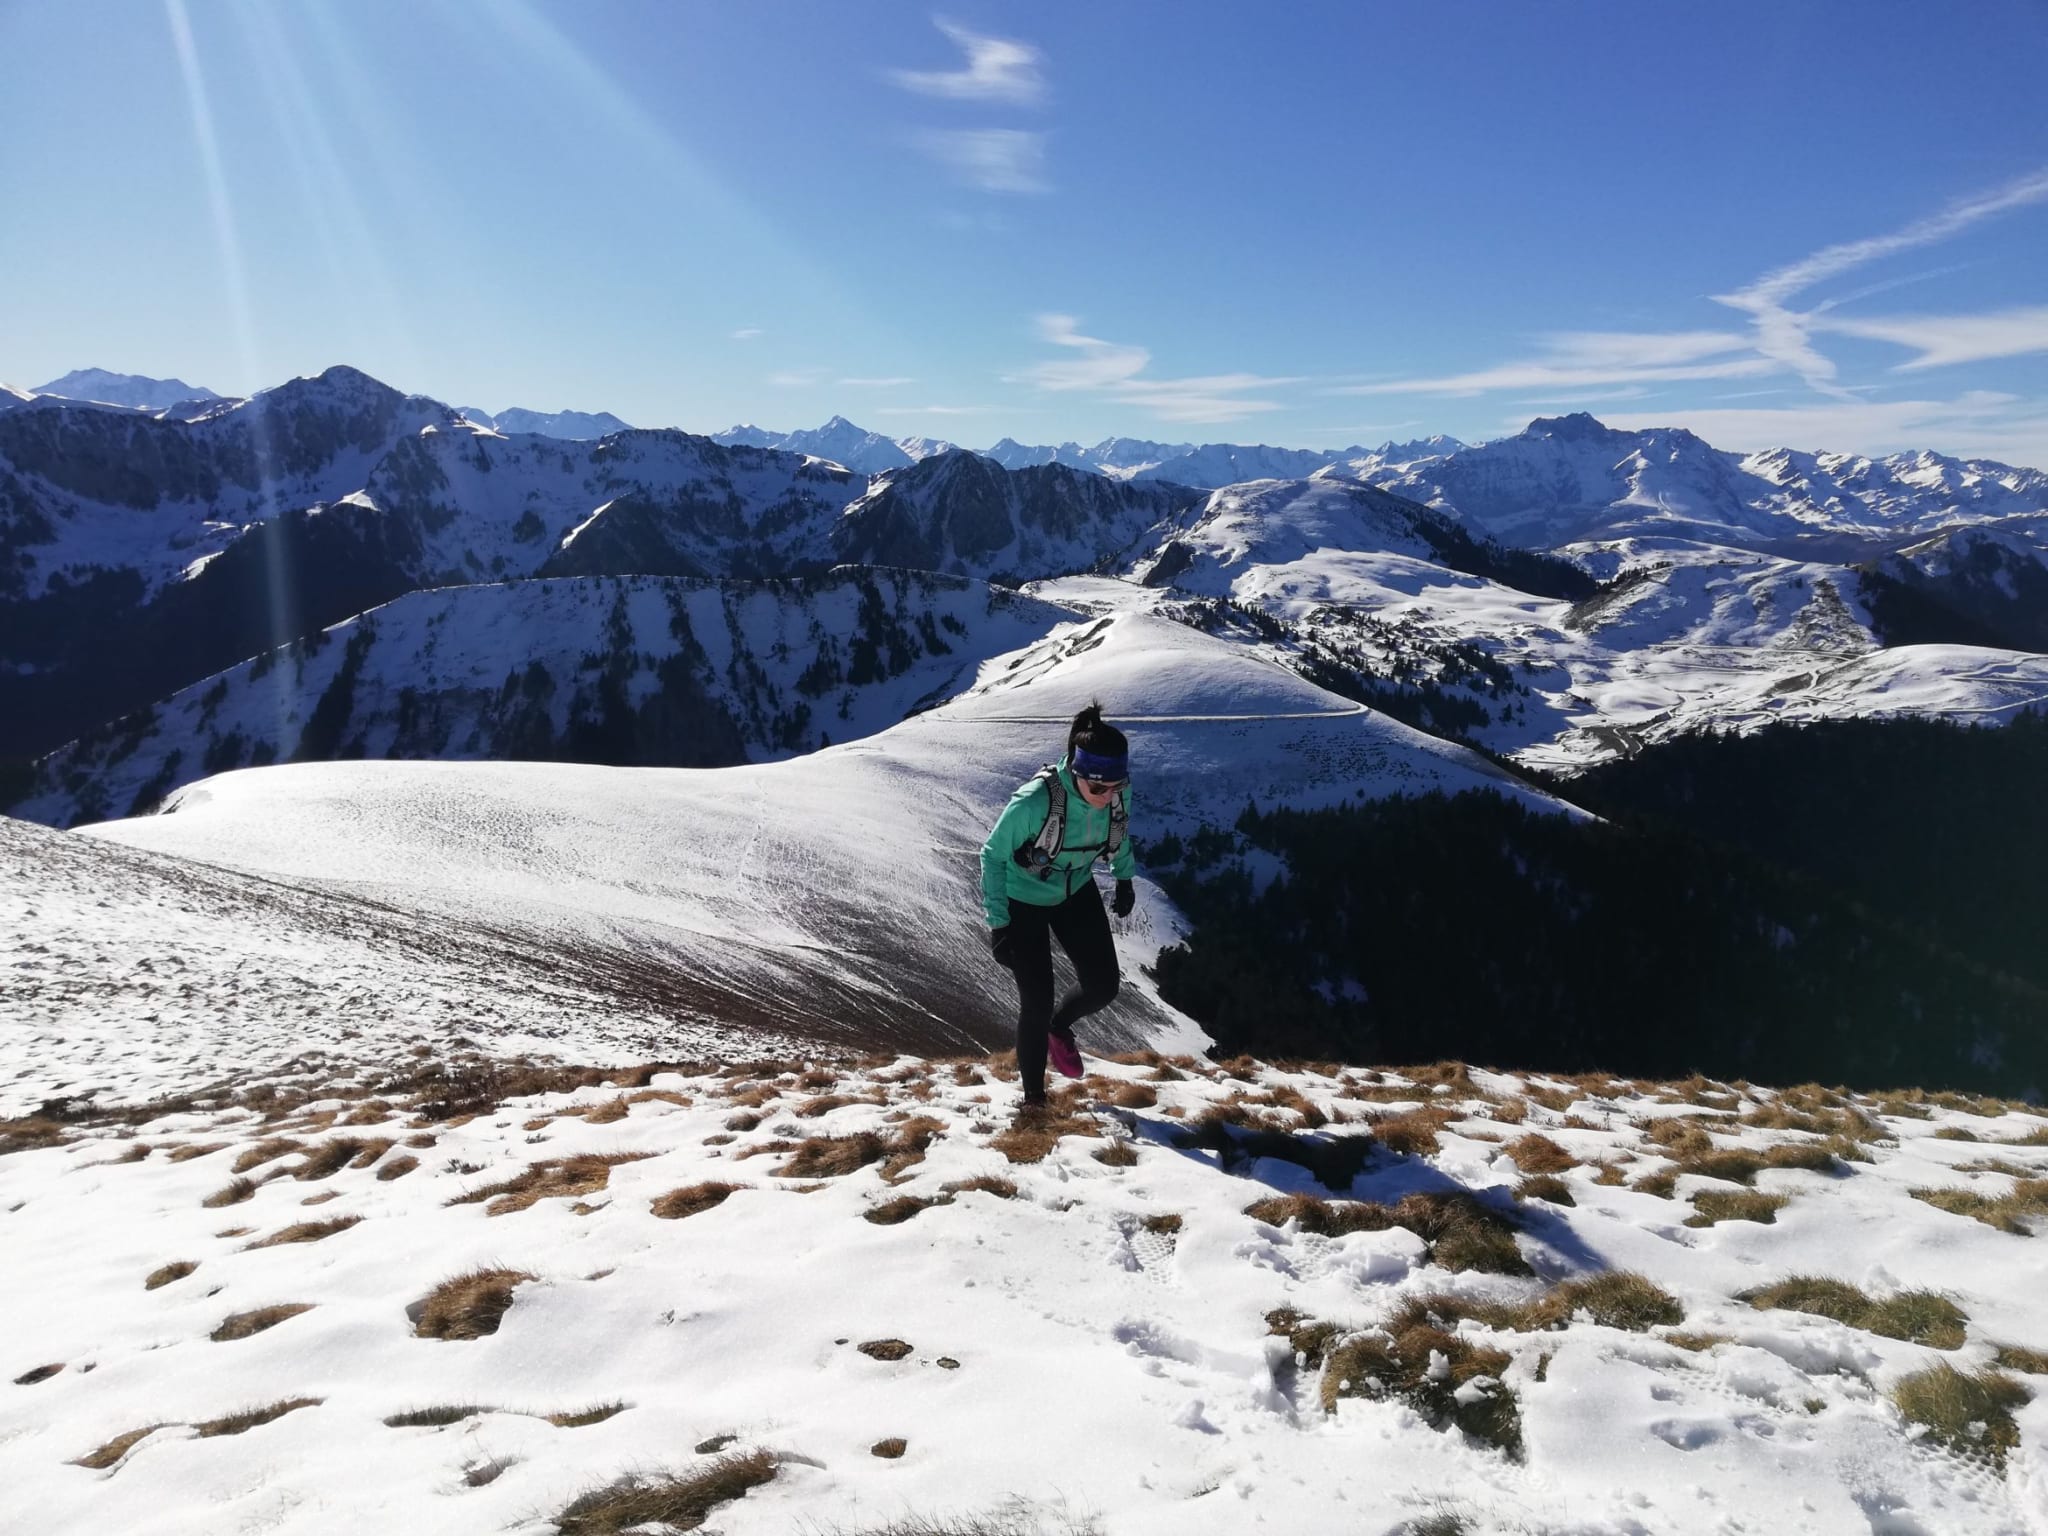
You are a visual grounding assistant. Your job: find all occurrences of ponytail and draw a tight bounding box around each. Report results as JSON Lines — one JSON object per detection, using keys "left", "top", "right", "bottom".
{"left": 1066, "top": 700, "right": 1130, "bottom": 780}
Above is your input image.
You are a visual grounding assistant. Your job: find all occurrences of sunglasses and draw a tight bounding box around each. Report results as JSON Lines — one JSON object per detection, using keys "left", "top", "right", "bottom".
{"left": 1077, "top": 777, "right": 1127, "bottom": 795}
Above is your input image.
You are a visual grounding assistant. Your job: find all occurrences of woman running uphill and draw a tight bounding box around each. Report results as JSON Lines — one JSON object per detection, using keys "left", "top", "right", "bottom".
{"left": 980, "top": 702, "right": 1136, "bottom": 1112}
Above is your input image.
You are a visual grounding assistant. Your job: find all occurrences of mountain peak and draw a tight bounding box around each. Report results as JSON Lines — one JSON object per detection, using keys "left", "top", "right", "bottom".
{"left": 1524, "top": 412, "right": 1622, "bottom": 443}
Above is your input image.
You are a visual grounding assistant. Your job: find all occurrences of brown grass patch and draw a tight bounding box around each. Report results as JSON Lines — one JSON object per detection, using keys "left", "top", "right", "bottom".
{"left": 14, "top": 1363, "right": 62, "bottom": 1385}
{"left": 1111, "top": 1082, "right": 1158, "bottom": 1110}
{"left": 1743, "top": 1276, "right": 1967, "bottom": 1349}
{"left": 384, "top": 1404, "right": 498, "bottom": 1427}
{"left": 1664, "top": 1331, "right": 1734, "bottom": 1352}
{"left": 865, "top": 1194, "right": 952, "bottom": 1225}
{"left": 1321, "top": 1316, "right": 1520, "bottom": 1457}
{"left": 990, "top": 1098, "right": 1100, "bottom": 1165}
{"left": 1892, "top": 1364, "right": 2028, "bottom": 1466}
{"left": 1246, "top": 1191, "right": 1529, "bottom": 1275}
{"left": 870, "top": 1436, "right": 908, "bottom": 1458}
{"left": 941, "top": 1175, "right": 1018, "bottom": 1200}
{"left": 412, "top": 1267, "right": 537, "bottom": 1340}
{"left": 652, "top": 1181, "right": 741, "bottom": 1220}
{"left": 580, "top": 1097, "right": 631, "bottom": 1124}
{"left": 554, "top": 1450, "right": 780, "bottom": 1534}
{"left": 0, "top": 1115, "right": 69, "bottom": 1155}
{"left": 548, "top": 1401, "right": 628, "bottom": 1427}
{"left": 1093, "top": 1141, "right": 1139, "bottom": 1167}
{"left": 166, "top": 1142, "right": 228, "bottom": 1163}
{"left": 1516, "top": 1175, "right": 1575, "bottom": 1206}
{"left": 194, "top": 1398, "right": 322, "bottom": 1438}
{"left": 1504, "top": 1134, "right": 1577, "bottom": 1174}
{"left": 1372, "top": 1106, "right": 1455, "bottom": 1156}
{"left": 450, "top": 1153, "right": 652, "bottom": 1215}
{"left": 73, "top": 1424, "right": 162, "bottom": 1468}
{"left": 290, "top": 1137, "right": 393, "bottom": 1179}
{"left": 1686, "top": 1191, "right": 1790, "bottom": 1227}
{"left": 211, "top": 1303, "right": 315, "bottom": 1341}
{"left": 859, "top": 1338, "right": 913, "bottom": 1360}
{"left": 244, "top": 1215, "right": 361, "bottom": 1250}
{"left": 1992, "top": 1344, "right": 2048, "bottom": 1374}
{"left": 145, "top": 1260, "right": 198, "bottom": 1290}
{"left": 376, "top": 1154, "right": 419, "bottom": 1182}
{"left": 231, "top": 1137, "right": 305, "bottom": 1174}
{"left": 1631, "top": 1167, "right": 1679, "bottom": 1198}
{"left": 1909, "top": 1178, "right": 2048, "bottom": 1234}
{"left": 201, "top": 1176, "right": 257, "bottom": 1207}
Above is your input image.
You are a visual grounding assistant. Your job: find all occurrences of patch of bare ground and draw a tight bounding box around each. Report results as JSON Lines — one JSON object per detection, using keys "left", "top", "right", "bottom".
{"left": 553, "top": 1450, "right": 780, "bottom": 1534}
{"left": 145, "top": 1261, "right": 198, "bottom": 1290}
{"left": 211, "top": 1304, "right": 315, "bottom": 1341}
{"left": 1909, "top": 1178, "right": 2048, "bottom": 1234}
{"left": 652, "top": 1181, "right": 742, "bottom": 1220}
{"left": 14, "top": 1363, "right": 62, "bottom": 1385}
{"left": 1245, "top": 1191, "right": 1530, "bottom": 1275}
{"left": 412, "top": 1268, "right": 538, "bottom": 1340}
{"left": 859, "top": 1339, "right": 913, "bottom": 1361}
{"left": 1742, "top": 1277, "right": 1968, "bottom": 1349}
{"left": 450, "top": 1153, "right": 653, "bottom": 1216}
{"left": 244, "top": 1216, "right": 361, "bottom": 1250}
{"left": 194, "top": 1398, "right": 322, "bottom": 1437}
{"left": 1892, "top": 1363, "right": 2029, "bottom": 1466}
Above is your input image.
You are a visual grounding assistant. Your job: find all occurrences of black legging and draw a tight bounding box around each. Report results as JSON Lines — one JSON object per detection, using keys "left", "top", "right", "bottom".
{"left": 1006, "top": 879, "right": 1120, "bottom": 1102}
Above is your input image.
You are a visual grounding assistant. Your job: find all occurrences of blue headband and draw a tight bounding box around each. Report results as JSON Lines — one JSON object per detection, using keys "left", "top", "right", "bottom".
{"left": 1071, "top": 745, "right": 1128, "bottom": 783}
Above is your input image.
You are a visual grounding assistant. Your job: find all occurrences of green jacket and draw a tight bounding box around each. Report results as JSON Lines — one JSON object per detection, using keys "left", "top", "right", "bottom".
{"left": 980, "top": 761, "right": 1135, "bottom": 928}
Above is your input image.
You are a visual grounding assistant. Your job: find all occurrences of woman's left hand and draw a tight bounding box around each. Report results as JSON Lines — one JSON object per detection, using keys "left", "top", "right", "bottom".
{"left": 1112, "top": 879, "right": 1135, "bottom": 917}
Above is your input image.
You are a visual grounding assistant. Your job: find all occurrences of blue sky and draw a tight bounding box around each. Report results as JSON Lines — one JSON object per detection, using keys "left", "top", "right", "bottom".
{"left": 3, "top": 0, "right": 2046, "bottom": 465}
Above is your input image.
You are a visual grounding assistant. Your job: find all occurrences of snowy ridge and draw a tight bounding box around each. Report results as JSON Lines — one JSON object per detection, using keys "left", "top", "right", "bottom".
{"left": 17, "top": 570, "right": 1079, "bottom": 828}
{"left": 2, "top": 1054, "right": 2045, "bottom": 1533}
{"left": 456, "top": 407, "right": 634, "bottom": 439}
{"left": 31, "top": 368, "right": 222, "bottom": 412}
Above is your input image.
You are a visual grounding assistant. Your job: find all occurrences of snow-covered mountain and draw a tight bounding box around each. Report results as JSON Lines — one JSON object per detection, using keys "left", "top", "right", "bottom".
{"left": 981, "top": 434, "right": 1416, "bottom": 490}
{"left": 16, "top": 570, "right": 1077, "bottom": 828}
{"left": 712, "top": 416, "right": 926, "bottom": 474}
{"left": 1345, "top": 413, "right": 2048, "bottom": 551}
{"left": 31, "top": 368, "right": 221, "bottom": 412}
{"left": 458, "top": 406, "right": 633, "bottom": 438}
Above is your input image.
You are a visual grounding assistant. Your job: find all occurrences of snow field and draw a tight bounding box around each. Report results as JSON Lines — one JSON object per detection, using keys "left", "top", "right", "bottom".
{"left": 4, "top": 1059, "right": 2047, "bottom": 1534}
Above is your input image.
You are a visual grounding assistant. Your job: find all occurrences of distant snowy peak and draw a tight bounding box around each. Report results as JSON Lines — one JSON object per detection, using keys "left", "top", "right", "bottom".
{"left": 32, "top": 368, "right": 221, "bottom": 412}
{"left": 712, "top": 417, "right": 917, "bottom": 474}
{"left": 471, "top": 406, "right": 634, "bottom": 439}
{"left": 981, "top": 436, "right": 1397, "bottom": 490}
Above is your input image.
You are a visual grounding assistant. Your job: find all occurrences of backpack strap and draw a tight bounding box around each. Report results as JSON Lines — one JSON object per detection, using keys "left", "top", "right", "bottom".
{"left": 1015, "top": 763, "right": 1067, "bottom": 879}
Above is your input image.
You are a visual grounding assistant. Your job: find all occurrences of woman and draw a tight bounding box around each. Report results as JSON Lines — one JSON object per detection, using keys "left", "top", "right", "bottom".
{"left": 980, "top": 701, "right": 1136, "bottom": 1111}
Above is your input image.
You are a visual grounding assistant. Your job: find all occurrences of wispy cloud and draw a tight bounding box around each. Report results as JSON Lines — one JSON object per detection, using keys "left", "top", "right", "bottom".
{"left": 1601, "top": 390, "right": 2048, "bottom": 470}
{"left": 839, "top": 376, "right": 916, "bottom": 388}
{"left": 892, "top": 19, "right": 1045, "bottom": 105}
{"left": 731, "top": 327, "right": 763, "bottom": 340}
{"left": 768, "top": 368, "right": 827, "bottom": 388}
{"left": 1012, "top": 313, "right": 1296, "bottom": 423}
{"left": 917, "top": 128, "right": 1048, "bottom": 193}
{"left": 876, "top": 403, "right": 1000, "bottom": 416}
{"left": 1334, "top": 330, "right": 1768, "bottom": 397}
{"left": 1711, "top": 168, "right": 2048, "bottom": 396}
{"left": 1813, "top": 304, "right": 2048, "bottom": 372}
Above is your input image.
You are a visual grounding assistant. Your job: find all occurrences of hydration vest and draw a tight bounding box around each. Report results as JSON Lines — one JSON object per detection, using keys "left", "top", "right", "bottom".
{"left": 1014, "top": 762, "right": 1126, "bottom": 880}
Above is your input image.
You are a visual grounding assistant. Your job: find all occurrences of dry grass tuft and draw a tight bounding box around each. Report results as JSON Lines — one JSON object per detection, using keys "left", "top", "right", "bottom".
{"left": 1246, "top": 1191, "right": 1529, "bottom": 1275}
{"left": 1092, "top": 1141, "right": 1139, "bottom": 1167}
{"left": 202, "top": 1176, "right": 257, "bottom": 1208}
{"left": 1371, "top": 1106, "right": 1455, "bottom": 1156}
{"left": 652, "top": 1181, "right": 742, "bottom": 1220}
{"left": 73, "top": 1424, "right": 162, "bottom": 1468}
{"left": 1891, "top": 1363, "right": 2029, "bottom": 1466}
{"left": 376, "top": 1154, "right": 419, "bottom": 1182}
{"left": 1743, "top": 1276, "right": 1968, "bottom": 1349}
{"left": 548, "top": 1401, "right": 628, "bottom": 1428}
{"left": 165, "top": 1142, "right": 228, "bottom": 1163}
{"left": 244, "top": 1216, "right": 361, "bottom": 1250}
{"left": 1909, "top": 1178, "right": 2048, "bottom": 1234}
{"left": 1631, "top": 1168, "right": 1679, "bottom": 1199}
{"left": 211, "top": 1303, "right": 315, "bottom": 1341}
{"left": 291, "top": 1137, "right": 393, "bottom": 1180}
{"left": 990, "top": 1097, "right": 1100, "bottom": 1165}
{"left": 0, "top": 1115, "right": 68, "bottom": 1155}
{"left": 1143, "top": 1212, "right": 1183, "bottom": 1235}
{"left": 554, "top": 1450, "right": 780, "bottom": 1534}
{"left": 1515, "top": 1175, "right": 1575, "bottom": 1206}
{"left": 1110, "top": 1083, "right": 1158, "bottom": 1110}
{"left": 1504, "top": 1134, "right": 1578, "bottom": 1174}
{"left": 450, "top": 1153, "right": 652, "bottom": 1215}
{"left": 1321, "top": 1315, "right": 1521, "bottom": 1457}
{"left": 1397, "top": 1271, "right": 1681, "bottom": 1335}
{"left": 1664, "top": 1331, "right": 1734, "bottom": 1352}
{"left": 865, "top": 1194, "right": 952, "bottom": 1225}
{"left": 1991, "top": 1344, "right": 2048, "bottom": 1374}
{"left": 384, "top": 1404, "right": 497, "bottom": 1427}
{"left": 145, "top": 1260, "right": 198, "bottom": 1290}
{"left": 412, "top": 1268, "right": 538, "bottom": 1341}
{"left": 870, "top": 1436, "right": 908, "bottom": 1458}
{"left": 14, "top": 1362, "right": 62, "bottom": 1385}
{"left": 1686, "top": 1191, "right": 1791, "bottom": 1227}
{"left": 941, "top": 1175, "right": 1018, "bottom": 1200}
{"left": 193, "top": 1398, "right": 322, "bottom": 1437}
{"left": 231, "top": 1137, "right": 305, "bottom": 1174}
{"left": 859, "top": 1339, "right": 914, "bottom": 1361}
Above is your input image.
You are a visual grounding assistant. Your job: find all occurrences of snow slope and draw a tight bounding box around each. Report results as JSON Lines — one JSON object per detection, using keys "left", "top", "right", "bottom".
{"left": 2, "top": 1059, "right": 2044, "bottom": 1534}
{"left": 32, "top": 368, "right": 222, "bottom": 411}
{"left": 27, "top": 612, "right": 1558, "bottom": 1112}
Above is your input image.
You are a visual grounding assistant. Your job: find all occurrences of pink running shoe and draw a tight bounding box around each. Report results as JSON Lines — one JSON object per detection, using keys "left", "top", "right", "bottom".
{"left": 1048, "top": 1032, "right": 1083, "bottom": 1079}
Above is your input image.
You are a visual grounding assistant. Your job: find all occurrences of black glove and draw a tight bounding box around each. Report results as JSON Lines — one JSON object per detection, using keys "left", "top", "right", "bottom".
{"left": 989, "top": 925, "right": 1016, "bottom": 968}
{"left": 1112, "top": 879, "right": 1135, "bottom": 917}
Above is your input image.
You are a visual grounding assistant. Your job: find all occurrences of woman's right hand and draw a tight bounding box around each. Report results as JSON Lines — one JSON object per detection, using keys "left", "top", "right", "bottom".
{"left": 989, "top": 926, "right": 1016, "bottom": 968}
